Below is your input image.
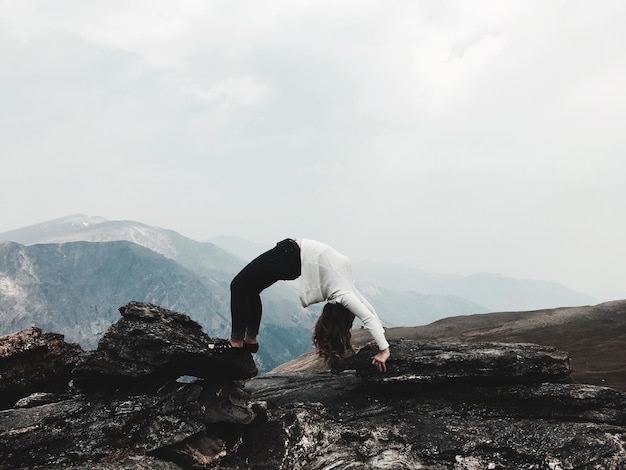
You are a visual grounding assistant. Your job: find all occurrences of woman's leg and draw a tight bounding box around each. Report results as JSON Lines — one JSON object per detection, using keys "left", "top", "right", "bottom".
{"left": 230, "top": 239, "right": 301, "bottom": 344}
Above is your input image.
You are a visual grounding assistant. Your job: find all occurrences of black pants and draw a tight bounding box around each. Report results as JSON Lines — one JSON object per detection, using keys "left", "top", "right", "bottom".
{"left": 230, "top": 238, "right": 301, "bottom": 339}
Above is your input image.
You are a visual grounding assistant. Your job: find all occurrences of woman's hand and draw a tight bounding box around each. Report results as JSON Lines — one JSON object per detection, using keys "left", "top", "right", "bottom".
{"left": 371, "top": 348, "right": 390, "bottom": 373}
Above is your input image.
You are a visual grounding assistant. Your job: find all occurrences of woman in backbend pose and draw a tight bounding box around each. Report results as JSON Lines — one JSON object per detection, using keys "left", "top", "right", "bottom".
{"left": 227, "top": 238, "right": 390, "bottom": 372}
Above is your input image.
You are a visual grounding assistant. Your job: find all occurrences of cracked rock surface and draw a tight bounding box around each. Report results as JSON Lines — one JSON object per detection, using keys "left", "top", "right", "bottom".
{"left": 1, "top": 302, "right": 625, "bottom": 469}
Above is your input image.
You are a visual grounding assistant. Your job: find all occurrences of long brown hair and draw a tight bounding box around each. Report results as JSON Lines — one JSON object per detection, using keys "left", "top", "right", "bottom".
{"left": 313, "top": 303, "right": 356, "bottom": 368}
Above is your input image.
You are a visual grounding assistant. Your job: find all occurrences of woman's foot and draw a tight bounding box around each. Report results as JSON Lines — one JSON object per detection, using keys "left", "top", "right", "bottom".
{"left": 228, "top": 336, "right": 258, "bottom": 352}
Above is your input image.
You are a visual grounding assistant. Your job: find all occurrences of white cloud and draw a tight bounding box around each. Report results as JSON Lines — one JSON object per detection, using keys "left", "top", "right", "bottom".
{"left": 1, "top": 1, "right": 625, "bottom": 297}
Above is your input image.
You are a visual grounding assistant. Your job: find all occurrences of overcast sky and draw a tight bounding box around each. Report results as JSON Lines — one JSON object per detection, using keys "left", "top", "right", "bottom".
{"left": 1, "top": 1, "right": 625, "bottom": 298}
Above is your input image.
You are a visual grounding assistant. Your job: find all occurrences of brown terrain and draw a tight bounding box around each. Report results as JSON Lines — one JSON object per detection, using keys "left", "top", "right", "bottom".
{"left": 273, "top": 299, "right": 626, "bottom": 392}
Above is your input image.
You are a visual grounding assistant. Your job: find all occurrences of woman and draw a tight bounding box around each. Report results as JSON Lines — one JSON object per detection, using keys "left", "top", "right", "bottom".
{"left": 227, "top": 238, "right": 390, "bottom": 372}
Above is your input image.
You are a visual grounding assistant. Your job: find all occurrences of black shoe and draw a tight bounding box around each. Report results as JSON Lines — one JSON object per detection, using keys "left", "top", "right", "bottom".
{"left": 209, "top": 338, "right": 242, "bottom": 352}
{"left": 243, "top": 342, "right": 259, "bottom": 353}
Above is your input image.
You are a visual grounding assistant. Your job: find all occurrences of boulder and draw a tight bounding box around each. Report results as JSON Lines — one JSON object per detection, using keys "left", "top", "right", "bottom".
{"left": 0, "top": 327, "right": 82, "bottom": 408}
{"left": 0, "top": 302, "right": 259, "bottom": 469}
{"left": 341, "top": 340, "right": 571, "bottom": 386}
{"left": 73, "top": 301, "right": 257, "bottom": 391}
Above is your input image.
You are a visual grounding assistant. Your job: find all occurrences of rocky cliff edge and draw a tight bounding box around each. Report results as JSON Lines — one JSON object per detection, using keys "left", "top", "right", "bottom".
{"left": 1, "top": 302, "right": 625, "bottom": 469}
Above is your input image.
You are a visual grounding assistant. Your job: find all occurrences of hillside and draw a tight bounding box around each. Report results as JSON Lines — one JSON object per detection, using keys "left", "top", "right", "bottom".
{"left": 0, "top": 215, "right": 491, "bottom": 328}
{"left": 275, "top": 300, "right": 626, "bottom": 392}
{"left": 0, "top": 240, "right": 314, "bottom": 372}
{"left": 0, "top": 214, "right": 245, "bottom": 279}
{"left": 0, "top": 240, "right": 229, "bottom": 344}
{"left": 0, "top": 214, "right": 613, "bottom": 374}
{"left": 379, "top": 300, "right": 626, "bottom": 390}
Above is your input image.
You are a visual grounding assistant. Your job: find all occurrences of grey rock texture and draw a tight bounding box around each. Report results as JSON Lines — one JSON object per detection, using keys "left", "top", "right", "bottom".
{"left": 0, "top": 327, "right": 82, "bottom": 409}
{"left": 73, "top": 301, "right": 257, "bottom": 391}
{"left": 241, "top": 376, "right": 626, "bottom": 470}
{"left": 241, "top": 344, "right": 625, "bottom": 469}
{"left": 340, "top": 340, "right": 571, "bottom": 385}
{"left": 0, "top": 302, "right": 625, "bottom": 469}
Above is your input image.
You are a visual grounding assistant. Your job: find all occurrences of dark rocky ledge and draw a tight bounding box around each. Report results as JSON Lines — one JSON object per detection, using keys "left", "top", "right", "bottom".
{"left": 72, "top": 301, "right": 258, "bottom": 391}
{"left": 341, "top": 340, "right": 571, "bottom": 385}
{"left": 1, "top": 302, "right": 625, "bottom": 469}
{"left": 0, "top": 327, "right": 82, "bottom": 409}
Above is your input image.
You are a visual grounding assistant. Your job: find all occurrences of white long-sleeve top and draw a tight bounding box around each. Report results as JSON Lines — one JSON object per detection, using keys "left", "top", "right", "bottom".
{"left": 298, "top": 239, "right": 390, "bottom": 351}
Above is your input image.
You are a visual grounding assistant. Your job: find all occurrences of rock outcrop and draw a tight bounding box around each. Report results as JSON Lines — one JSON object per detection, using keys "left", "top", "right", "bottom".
{"left": 0, "top": 327, "right": 82, "bottom": 409}
{"left": 358, "top": 299, "right": 626, "bottom": 391}
{"left": 340, "top": 340, "right": 571, "bottom": 385}
{"left": 1, "top": 302, "right": 625, "bottom": 469}
{"left": 73, "top": 301, "right": 257, "bottom": 391}
{"left": 1, "top": 302, "right": 258, "bottom": 469}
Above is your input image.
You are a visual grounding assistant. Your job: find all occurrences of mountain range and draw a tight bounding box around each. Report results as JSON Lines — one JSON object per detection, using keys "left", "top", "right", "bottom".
{"left": 0, "top": 214, "right": 600, "bottom": 372}
{"left": 0, "top": 240, "right": 229, "bottom": 344}
{"left": 210, "top": 234, "right": 597, "bottom": 311}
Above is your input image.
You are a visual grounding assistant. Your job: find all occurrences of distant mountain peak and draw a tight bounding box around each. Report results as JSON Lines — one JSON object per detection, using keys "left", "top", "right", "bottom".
{"left": 54, "top": 214, "right": 109, "bottom": 226}
{"left": 32, "top": 214, "right": 110, "bottom": 231}
{"left": 0, "top": 215, "right": 245, "bottom": 276}
{"left": 0, "top": 214, "right": 109, "bottom": 245}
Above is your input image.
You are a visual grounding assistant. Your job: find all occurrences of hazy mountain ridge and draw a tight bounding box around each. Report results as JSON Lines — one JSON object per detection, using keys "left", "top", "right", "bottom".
{"left": 0, "top": 214, "right": 109, "bottom": 245}
{"left": 209, "top": 233, "right": 598, "bottom": 312}
{"left": 2, "top": 215, "right": 494, "bottom": 327}
{"left": 1, "top": 214, "right": 245, "bottom": 279}
{"left": 0, "top": 240, "right": 229, "bottom": 345}
{"left": 437, "top": 272, "right": 596, "bottom": 311}
{"left": 0, "top": 215, "right": 304, "bottom": 322}
{"left": 208, "top": 235, "right": 272, "bottom": 263}
{"left": 352, "top": 260, "right": 597, "bottom": 311}
{"left": 0, "top": 240, "right": 314, "bottom": 372}
{"left": 214, "top": 240, "right": 624, "bottom": 304}
{"left": 0, "top": 215, "right": 605, "bottom": 372}
{"left": 0, "top": 217, "right": 322, "bottom": 372}
{"left": 356, "top": 281, "right": 489, "bottom": 326}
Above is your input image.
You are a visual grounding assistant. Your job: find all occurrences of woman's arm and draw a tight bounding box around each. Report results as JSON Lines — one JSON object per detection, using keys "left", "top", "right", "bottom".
{"left": 337, "top": 292, "right": 390, "bottom": 351}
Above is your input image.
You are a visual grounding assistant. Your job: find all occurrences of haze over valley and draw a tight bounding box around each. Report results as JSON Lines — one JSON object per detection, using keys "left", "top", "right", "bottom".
{"left": 0, "top": 214, "right": 608, "bottom": 372}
